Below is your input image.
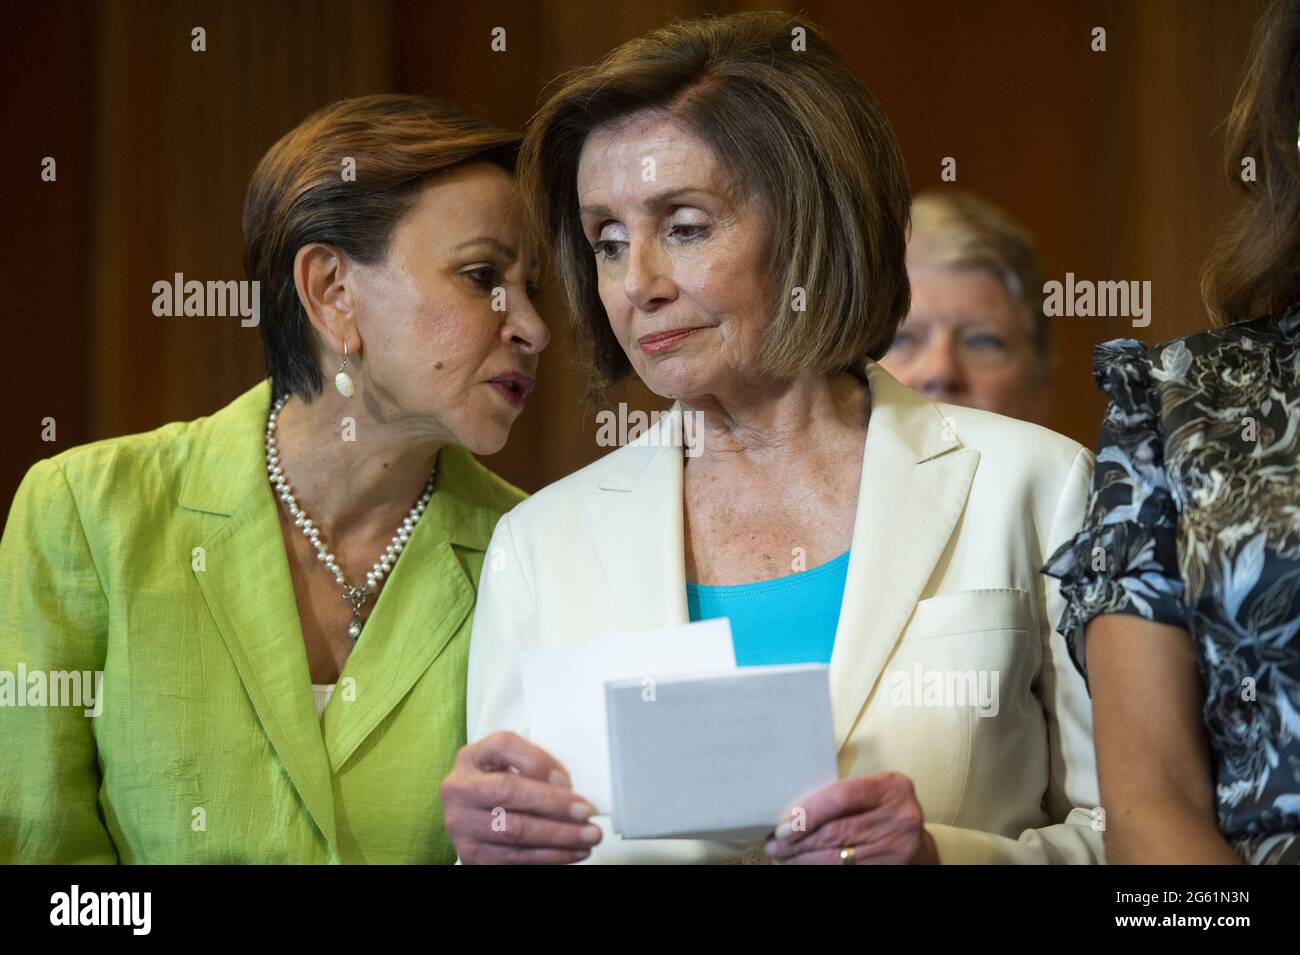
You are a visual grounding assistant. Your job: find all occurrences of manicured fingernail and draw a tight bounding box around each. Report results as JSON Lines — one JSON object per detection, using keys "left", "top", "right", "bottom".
{"left": 568, "top": 801, "right": 596, "bottom": 820}
{"left": 549, "top": 770, "right": 571, "bottom": 789}
{"left": 580, "top": 824, "right": 602, "bottom": 844}
{"left": 774, "top": 822, "right": 794, "bottom": 840}
{"left": 764, "top": 839, "right": 778, "bottom": 856}
{"left": 574, "top": 850, "right": 590, "bottom": 861}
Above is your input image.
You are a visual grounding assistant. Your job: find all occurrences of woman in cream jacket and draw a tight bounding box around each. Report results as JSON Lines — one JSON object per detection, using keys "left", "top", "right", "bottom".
{"left": 440, "top": 11, "right": 1102, "bottom": 865}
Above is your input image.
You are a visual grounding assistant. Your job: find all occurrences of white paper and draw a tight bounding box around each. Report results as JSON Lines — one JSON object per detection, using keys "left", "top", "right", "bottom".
{"left": 605, "top": 664, "right": 838, "bottom": 839}
{"left": 519, "top": 618, "right": 735, "bottom": 813}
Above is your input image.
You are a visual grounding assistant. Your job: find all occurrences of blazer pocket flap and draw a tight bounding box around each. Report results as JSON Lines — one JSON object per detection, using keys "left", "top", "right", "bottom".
{"left": 903, "top": 588, "right": 1032, "bottom": 642}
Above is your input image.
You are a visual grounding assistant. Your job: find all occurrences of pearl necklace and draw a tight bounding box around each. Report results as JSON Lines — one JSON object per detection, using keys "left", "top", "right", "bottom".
{"left": 265, "top": 394, "right": 436, "bottom": 641}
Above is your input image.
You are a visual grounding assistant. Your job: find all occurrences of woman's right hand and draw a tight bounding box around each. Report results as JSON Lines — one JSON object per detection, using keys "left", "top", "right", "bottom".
{"left": 441, "top": 731, "right": 603, "bottom": 864}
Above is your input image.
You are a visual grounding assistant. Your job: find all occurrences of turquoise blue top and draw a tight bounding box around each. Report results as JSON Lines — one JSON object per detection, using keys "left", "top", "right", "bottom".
{"left": 686, "top": 551, "right": 851, "bottom": 666}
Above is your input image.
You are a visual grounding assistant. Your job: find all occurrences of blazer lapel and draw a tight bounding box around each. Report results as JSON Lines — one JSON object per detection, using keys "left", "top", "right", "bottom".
{"left": 321, "top": 455, "right": 484, "bottom": 772}
{"left": 580, "top": 406, "right": 690, "bottom": 637}
{"left": 575, "top": 372, "right": 978, "bottom": 757}
{"left": 181, "top": 379, "right": 339, "bottom": 849}
{"left": 828, "top": 363, "right": 979, "bottom": 751}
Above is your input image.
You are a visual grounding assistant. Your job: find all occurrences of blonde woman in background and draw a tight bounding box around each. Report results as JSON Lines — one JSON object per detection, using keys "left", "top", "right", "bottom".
{"left": 882, "top": 190, "right": 1053, "bottom": 425}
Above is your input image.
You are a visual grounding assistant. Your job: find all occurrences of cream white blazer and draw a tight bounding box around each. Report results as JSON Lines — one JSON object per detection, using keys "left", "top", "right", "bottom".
{"left": 466, "top": 362, "right": 1104, "bottom": 864}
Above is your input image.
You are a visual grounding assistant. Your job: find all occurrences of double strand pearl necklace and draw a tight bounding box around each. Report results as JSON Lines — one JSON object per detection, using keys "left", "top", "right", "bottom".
{"left": 265, "top": 394, "right": 436, "bottom": 641}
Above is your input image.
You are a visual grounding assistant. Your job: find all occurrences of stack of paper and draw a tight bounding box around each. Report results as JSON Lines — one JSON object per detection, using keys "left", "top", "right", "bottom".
{"left": 520, "top": 620, "right": 839, "bottom": 840}
{"left": 606, "top": 664, "right": 837, "bottom": 839}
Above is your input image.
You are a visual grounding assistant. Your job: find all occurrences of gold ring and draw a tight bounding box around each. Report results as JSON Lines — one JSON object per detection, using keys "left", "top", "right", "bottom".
{"left": 839, "top": 846, "right": 856, "bottom": 865}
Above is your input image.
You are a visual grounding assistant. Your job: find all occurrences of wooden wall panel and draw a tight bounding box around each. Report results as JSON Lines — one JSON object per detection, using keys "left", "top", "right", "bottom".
{"left": 803, "top": 0, "right": 1257, "bottom": 449}
{"left": 88, "top": 0, "right": 394, "bottom": 439}
{"left": 0, "top": 1, "right": 94, "bottom": 518}
{"left": 1, "top": 1, "right": 1264, "bottom": 516}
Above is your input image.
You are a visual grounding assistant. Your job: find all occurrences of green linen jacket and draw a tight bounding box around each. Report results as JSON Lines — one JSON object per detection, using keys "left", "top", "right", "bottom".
{"left": 0, "top": 378, "right": 525, "bottom": 863}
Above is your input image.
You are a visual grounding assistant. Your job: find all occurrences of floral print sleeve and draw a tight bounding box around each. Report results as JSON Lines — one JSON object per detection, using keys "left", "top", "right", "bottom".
{"left": 1043, "top": 339, "right": 1189, "bottom": 677}
{"left": 1043, "top": 306, "right": 1300, "bottom": 862}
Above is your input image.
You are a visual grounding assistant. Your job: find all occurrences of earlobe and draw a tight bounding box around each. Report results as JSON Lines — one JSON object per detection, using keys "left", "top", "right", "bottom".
{"left": 294, "top": 241, "right": 355, "bottom": 338}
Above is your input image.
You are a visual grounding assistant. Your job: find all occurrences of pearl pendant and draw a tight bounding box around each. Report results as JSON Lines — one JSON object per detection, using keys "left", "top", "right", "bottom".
{"left": 266, "top": 392, "right": 435, "bottom": 649}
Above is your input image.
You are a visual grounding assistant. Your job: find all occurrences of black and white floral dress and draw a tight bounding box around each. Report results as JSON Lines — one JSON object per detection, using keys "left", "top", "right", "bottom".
{"left": 1043, "top": 304, "right": 1300, "bottom": 864}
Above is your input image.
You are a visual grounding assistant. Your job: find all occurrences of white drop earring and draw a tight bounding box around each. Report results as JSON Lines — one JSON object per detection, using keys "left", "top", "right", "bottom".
{"left": 335, "top": 341, "right": 355, "bottom": 398}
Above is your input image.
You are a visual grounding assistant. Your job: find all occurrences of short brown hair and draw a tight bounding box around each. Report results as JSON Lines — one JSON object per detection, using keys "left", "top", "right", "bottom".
{"left": 518, "top": 11, "right": 911, "bottom": 398}
{"left": 908, "top": 189, "right": 1051, "bottom": 374}
{"left": 243, "top": 94, "right": 520, "bottom": 401}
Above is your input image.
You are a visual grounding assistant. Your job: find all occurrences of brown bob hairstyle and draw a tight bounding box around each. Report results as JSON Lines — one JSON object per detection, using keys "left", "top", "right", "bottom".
{"left": 517, "top": 10, "right": 912, "bottom": 398}
{"left": 243, "top": 94, "right": 520, "bottom": 402}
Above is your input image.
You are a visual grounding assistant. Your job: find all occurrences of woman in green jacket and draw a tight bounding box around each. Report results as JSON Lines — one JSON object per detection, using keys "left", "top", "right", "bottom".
{"left": 0, "top": 94, "right": 550, "bottom": 863}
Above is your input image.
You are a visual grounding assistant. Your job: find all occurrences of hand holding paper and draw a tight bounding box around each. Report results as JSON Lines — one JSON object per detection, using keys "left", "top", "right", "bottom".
{"left": 519, "top": 619, "right": 839, "bottom": 842}
{"left": 518, "top": 618, "right": 737, "bottom": 813}
{"left": 440, "top": 730, "right": 604, "bottom": 865}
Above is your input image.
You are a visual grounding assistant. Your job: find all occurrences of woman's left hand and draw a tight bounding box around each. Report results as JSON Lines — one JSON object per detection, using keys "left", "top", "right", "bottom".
{"left": 763, "top": 772, "right": 940, "bottom": 865}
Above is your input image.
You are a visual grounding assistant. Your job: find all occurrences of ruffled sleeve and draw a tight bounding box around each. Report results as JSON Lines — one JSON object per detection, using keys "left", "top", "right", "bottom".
{"left": 1042, "top": 339, "right": 1189, "bottom": 679}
